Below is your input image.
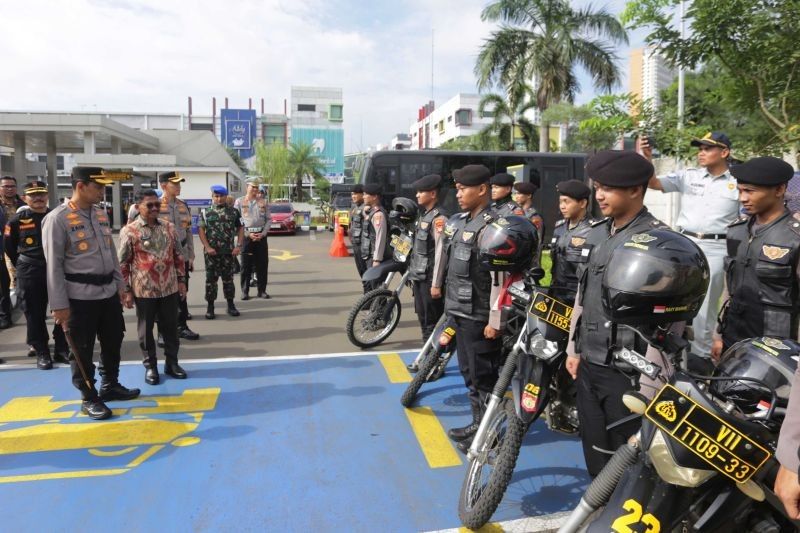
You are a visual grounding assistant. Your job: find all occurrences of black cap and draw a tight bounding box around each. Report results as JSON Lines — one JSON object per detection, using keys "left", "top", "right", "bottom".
{"left": 363, "top": 183, "right": 382, "bottom": 195}
{"left": 513, "top": 181, "right": 538, "bottom": 195}
{"left": 412, "top": 174, "right": 442, "bottom": 192}
{"left": 453, "top": 165, "right": 490, "bottom": 186}
{"left": 690, "top": 131, "right": 731, "bottom": 149}
{"left": 490, "top": 173, "right": 516, "bottom": 186}
{"left": 158, "top": 171, "right": 185, "bottom": 183}
{"left": 351, "top": 184, "right": 364, "bottom": 194}
{"left": 731, "top": 156, "right": 795, "bottom": 186}
{"left": 71, "top": 166, "right": 114, "bottom": 185}
{"left": 556, "top": 179, "right": 591, "bottom": 200}
{"left": 586, "top": 150, "right": 654, "bottom": 187}
{"left": 24, "top": 180, "right": 48, "bottom": 194}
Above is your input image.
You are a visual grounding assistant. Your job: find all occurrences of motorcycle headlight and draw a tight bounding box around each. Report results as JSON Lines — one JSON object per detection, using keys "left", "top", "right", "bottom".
{"left": 528, "top": 332, "right": 559, "bottom": 361}
{"left": 648, "top": 430, "right": 715, "bottom": 487}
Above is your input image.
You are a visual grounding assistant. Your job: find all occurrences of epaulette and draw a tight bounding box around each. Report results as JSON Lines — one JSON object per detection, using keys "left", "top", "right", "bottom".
{"left": 554, "top": 219, "right": 566, "bottom": 228}
{"left": 482, "top": 211, "right": 495, "bottom": 223}
{"left": 788, "top": 213, "right": 800, "bottom": 236}
{"left": 589, "top": 217, "right": 608, "bottom": 227}
{"left": 728, "top": 215, "right": 749, "bottom": 228}
{"left": 175, "top": 197, "right": 187, "bottom": 206}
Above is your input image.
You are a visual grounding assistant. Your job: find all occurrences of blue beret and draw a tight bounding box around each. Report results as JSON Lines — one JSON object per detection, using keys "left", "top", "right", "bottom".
{"left": 211, "top": 185, "right": 228, "bottom": 195}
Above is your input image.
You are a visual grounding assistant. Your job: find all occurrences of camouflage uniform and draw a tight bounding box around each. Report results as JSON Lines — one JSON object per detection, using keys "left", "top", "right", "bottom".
{"left": 198, "top": 204, "right": 242, "bottom": 302}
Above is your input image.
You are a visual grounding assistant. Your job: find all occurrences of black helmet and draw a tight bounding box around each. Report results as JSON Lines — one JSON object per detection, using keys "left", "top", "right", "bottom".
{"left": 601, "top": 229, "right": 709, "bottom": 325}
{"left": 389, "top": 197, "right": 418, "bottom": 225}
{"left": 711, "top": 337, "right": 798, "bottom": 414}
{"left": 478, "top": 215, "right": 538, "bottom": 272}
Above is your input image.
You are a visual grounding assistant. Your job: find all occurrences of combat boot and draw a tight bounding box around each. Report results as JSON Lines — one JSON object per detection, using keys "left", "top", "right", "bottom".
{"left": 36, "top": 351, "right": 53, "bottom": 370}
{"left": 447, "top": 404, "right": 483, "bottom": 442}
{"left": 98, "top": 382, "right": 141, "bottom": 402}
{"left": 226, "top": 299, "right": 240, "bottom": 317}
{"left": 205, "top": 302, "right": 216, "bottom": 320}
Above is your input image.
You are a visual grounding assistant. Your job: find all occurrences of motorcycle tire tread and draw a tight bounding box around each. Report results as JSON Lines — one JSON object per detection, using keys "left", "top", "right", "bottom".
{"left": 400, "top": 344, "right": 441, "bottom": 407}
{"left": 345, "top": 288, "right": 402, "bottom": 348}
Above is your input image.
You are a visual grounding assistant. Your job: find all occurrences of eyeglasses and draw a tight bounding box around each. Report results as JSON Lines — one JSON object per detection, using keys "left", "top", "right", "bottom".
{"left": 142, "top": 202, "right": 160, "bottom": 209}
{"left": 1, "top": 185, "right": 16, "bottom": 189}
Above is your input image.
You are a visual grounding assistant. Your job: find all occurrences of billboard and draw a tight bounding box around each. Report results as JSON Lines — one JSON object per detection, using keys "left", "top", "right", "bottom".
{"left": 221, "top": 109, "right": 257, "bottom": 159}
{"left": 291, "top": 127, "right": 344, "bottom": 175}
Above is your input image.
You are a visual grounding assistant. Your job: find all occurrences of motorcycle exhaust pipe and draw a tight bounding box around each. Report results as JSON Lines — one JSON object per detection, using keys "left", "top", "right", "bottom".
{"left": 558, "top": 435, "right": 641, "bottom": 533}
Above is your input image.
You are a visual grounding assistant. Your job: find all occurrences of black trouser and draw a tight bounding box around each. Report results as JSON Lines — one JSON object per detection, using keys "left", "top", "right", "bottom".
{"left": 178, "top": 261, "right": 190, "bottom": 328}
{"left": 135, "top": 293, "right": 180, "bottom": 368}
{"left": 0, "top": 259, "right": 11, "bottom": 322}
{"left": 452, "top": 315, "right": 503, "bottom": 410}
{"left": 576, "top": 360, "right": 641, "bottom": 477}
{"left": 413, "top": 278, "right": 444, "bottom": 342}
{"left": 67, "top": 295, "right": 125, "bottom": 400}
{"left": 241, "top": 237, "right": 268, "bottom": 293}
{"left": 353, "top": 242, "right": 369, "bottom": 293}
{"left": 16, "top": 261, "right": 67, "bottom": 353}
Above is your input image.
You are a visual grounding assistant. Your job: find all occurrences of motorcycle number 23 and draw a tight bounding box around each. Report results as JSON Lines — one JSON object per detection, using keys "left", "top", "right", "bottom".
{"left": 610, "top": 499, "right": 661, "bottom": 533}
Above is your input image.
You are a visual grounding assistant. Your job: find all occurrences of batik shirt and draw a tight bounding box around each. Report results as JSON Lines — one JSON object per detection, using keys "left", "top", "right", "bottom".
{"left": 118, "top": 217, "right": 186, "bottom": 298}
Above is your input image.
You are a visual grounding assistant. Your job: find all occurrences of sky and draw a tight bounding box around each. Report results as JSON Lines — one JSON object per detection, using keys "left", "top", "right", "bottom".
{"left": 0, "top": 0, "right": 644, "bottom": 153}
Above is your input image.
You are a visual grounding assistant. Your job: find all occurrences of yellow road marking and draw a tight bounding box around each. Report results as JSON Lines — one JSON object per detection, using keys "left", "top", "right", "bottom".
{"left": 127, "top": 444, "right": 165, "bottom": 467}
{"left": 459, "top": 523, "right": 505, "bottom": 533}
{"left": 0, "top": 468, "right": 129, "bottom": 483}
{"left": 378, "top": 353, "right": 412, "bottom": 383}
{"left": 404, "top": 406, "right": 462, "bottom": 468}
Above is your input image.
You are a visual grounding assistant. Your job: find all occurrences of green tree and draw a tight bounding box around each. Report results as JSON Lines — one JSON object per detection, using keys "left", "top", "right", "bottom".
{"left": 438, "top": 130, "right": 503, "bottom": 151}
{"left": 226, "top": 147, "right": 249, "bottom": 174}
{"left": 288, "top": 142, "right": 325, "bottom": 202}
{"left": 253, "top": 141, "right": 292, "bottom": 201}
{"left": 623, "top": 0, "right": 800, "bottom": 161}
{"left": 477, "top": 86, "right": 539, "bottom": 151}
{"left": 541, "top": 102, "right": 610, "bottom": 153}
{"left": 476, "top": 0, "right": 629, "bottom": 152}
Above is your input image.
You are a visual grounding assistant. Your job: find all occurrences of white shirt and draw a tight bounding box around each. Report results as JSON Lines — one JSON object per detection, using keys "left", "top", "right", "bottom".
{"left": 659, "top": 167, "right": 740, "bottom": 234}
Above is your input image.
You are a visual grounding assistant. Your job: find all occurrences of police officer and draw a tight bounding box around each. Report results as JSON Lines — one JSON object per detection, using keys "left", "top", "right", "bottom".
{"left": 42, "top": 167, "right": 141, "bottom": 420}
{"left": 158, "top": 171, "right": 199, "bottom": 340}
{"left": 5, "top": 181, "right": 69, "bottom": 369}
{"left": 565, "top": 151, "right": 670, "bottom": 477}
{"left": 360, "top": 183, "right": 390, "bottom": 291}
{"left": 548, "top": 179, "right": 593, "bottom": 305}
{"left": 490, "top": 173, "right": 524, "bottom": 216}
{"left": 643, "top": 132, "right": 739, "bottom": 357}
{"left": 234, "top": 178, "right": 271, "bottom": 300}
{"left": 1, "top": 175, "right": 26, "bottom": 329}
{"left": 442, "top": 165, "right": 503, "bottom": 452}
{"left": 198, "top": 185, "right": 244, "bottom": 319}
{"left": 408, "top": 174, "right": 449, "bottom": 342}
{"left": 512, "top": 180, "right": 545, "bottom": 266}
{"left": 712, "top": 157, "right": 800, "bottom": 358}
{"left": 348, "top": 185, "right": 368, "bottom": 292}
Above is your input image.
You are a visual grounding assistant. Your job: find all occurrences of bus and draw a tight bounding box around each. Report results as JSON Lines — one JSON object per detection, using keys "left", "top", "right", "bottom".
{"left": 358, "top": 150, "right": 588, "bottom": 242}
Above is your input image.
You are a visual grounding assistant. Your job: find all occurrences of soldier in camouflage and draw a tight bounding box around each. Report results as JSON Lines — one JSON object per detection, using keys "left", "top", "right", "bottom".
{"left": 198, "top": 185, "right": 244, "bottom": 319}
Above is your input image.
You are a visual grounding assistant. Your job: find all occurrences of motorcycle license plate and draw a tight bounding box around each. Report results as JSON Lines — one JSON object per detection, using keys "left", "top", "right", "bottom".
{"left": 527, "top": 291, "right": 572, "bottom": 332}
{"left": 645, "top": 384, "right": 771, "bottom": 483}
{"left": 390, "top": 234, "right": 412, "bottom": 257}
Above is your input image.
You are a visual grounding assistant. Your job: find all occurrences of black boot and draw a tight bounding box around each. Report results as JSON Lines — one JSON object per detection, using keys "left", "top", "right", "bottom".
{"left": 205, "top": 302, "right": 215, "bottom": 320}
{"left": 456, "top": 436, "right": 474, "bottom": 454}
{"left": 448, "top": 404, "right": 483, "bottom": 442}
{"left": 165, "top": 361, "right": 187, "bottom": 379}
{"left": 53, "top": 347, "right": 70, "bottom": 364}
{"left": 98, "top": 382, "right": 141, "bottom": 402}
{"left": 36, "top": 351, "right": 53, "bottom": 370}
{"left": 81, "top": 398, "right": 112, "bottom": 420}
{"left": 145, "top": 367, "right": 160, "bottom": 385}
{"left": 241, "top": 289, "right": 250, "bottom": 301}
{"left": 226, "top": 299, "right": 240, "bottom": 317}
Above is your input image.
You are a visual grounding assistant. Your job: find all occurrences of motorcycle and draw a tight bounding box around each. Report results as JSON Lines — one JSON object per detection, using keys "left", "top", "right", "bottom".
{"left": 559, "top": 329, "right": 800, "bottom": 533}
{"left": 458, "top": 271, "right": 579, "bottom": 529}
{"left": 400, "top": 314, "right": 458, "bottom": 408}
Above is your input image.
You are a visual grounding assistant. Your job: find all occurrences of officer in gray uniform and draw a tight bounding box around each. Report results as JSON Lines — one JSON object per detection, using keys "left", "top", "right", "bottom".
{"left": 549, "top": 179, "right": 593, "bottom": 305}
{"left": 512, "top": 180, "right": 545, "bottom": 267}
{"left": 565, "top": 151, "right": 670, "bottom": 477}
{"left": 490, "top": 173, "right": 525, "bottom": 217}
{"left": 713, "top": 157, "right": 800, "bottom": 355}
{"left": 349, "top": 185, "right": 368, "bottom": 292}
{"left": 407, "top": 174, "right": 449, "bottom": 342}
{"left": 42, "top": 167, "right": 141, "bottom": 421}
{"left": 643, "top": 132, "right": 739, "bottom": 356}
{"left": 360, "top": 183, "right": 391, "bottom": 292}
{"left": 234, "top": 177, "right": 271, "bottom": 300}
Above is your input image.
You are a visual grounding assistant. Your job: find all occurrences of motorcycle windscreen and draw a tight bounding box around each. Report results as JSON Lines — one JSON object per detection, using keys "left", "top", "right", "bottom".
{"left": 512, "top": 352, "right": 552, "bottom": 425}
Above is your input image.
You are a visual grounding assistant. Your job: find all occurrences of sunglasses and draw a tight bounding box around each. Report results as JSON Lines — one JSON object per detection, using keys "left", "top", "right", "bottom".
{"left": 142, "top": 202, "right": 160, "bottom": 209}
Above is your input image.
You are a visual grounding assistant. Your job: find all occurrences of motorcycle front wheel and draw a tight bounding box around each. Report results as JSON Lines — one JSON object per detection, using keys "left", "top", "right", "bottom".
{"left": 346, "top": 288, "right": 402, "bottom": 348}
{"left": 458, "top": 397, "right": 526, "bottom": 530}
{"left": 400, "top": 342, "right": 440, "bottom": 407}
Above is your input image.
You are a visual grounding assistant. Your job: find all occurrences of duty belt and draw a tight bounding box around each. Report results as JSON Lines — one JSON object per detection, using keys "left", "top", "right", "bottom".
{"left": 64, "top": 272, "right": 115, "bottom": 285}
{"left": 17, "top": 255, "right": 46, "bottom": 267}
{"left": 680, "top": 229, "right": 726, "bottom": 240}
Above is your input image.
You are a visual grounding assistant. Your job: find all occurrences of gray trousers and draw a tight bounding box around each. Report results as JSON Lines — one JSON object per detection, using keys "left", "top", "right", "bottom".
{"left": 690, "top": 238, "right": 726, "bottom": 357}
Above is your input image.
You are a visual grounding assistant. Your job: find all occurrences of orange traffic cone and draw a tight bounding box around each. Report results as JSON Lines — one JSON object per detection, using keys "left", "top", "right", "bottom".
{"left": 329, "top": 219, "right": 350, "bottom": 257}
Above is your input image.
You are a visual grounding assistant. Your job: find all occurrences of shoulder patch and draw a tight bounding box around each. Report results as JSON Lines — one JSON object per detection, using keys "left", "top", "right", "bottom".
{"left": 590, "top": 217, "right": 609, "bottom": 228}
{"left": 482, "top": 212, "right": 494, "bottom": 223}
{"left": 555, "top": 219, "right": 566, "bottom": 228}
{"left": 728, "top": 215, "right": 749, "bottom": 228}
{"left": 434, "top": 217, "right": 445, "bottom": 233}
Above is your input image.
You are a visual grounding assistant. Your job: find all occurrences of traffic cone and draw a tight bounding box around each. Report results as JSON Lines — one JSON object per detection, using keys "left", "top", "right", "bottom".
{"left": 329, "top": 219, "right": 350, "bottom": 257}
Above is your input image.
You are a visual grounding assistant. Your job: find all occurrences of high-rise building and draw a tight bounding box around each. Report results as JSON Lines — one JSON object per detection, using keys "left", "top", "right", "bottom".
{"left": 290, "top": 86, "right": 344, "bottom": 176}
{"left": 629, "top": 47, "right": 676, "bottom": 109}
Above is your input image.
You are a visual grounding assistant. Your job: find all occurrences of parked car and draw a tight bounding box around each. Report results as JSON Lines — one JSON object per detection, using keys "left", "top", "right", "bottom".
{"left": 268, "top": 202, "right": 297, "bottom": 235}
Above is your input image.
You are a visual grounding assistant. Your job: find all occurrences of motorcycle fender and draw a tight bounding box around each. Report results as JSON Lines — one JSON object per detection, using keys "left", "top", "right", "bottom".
{"left": 512, "top": 353, "right": 551, "bottom": 425}
{"left": 361, "top": 260, "right": 405, "bottom": 282}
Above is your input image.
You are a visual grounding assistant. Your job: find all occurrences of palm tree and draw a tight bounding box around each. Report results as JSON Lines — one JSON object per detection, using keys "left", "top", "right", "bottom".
{"left": 476, "top": 0, "right": 628, "bottom": 152}
{"left": 288, "top": 142, "right": 325, "bottom": 201}
{"left": 478, "top": 84, "right": 539, "bottom": 151}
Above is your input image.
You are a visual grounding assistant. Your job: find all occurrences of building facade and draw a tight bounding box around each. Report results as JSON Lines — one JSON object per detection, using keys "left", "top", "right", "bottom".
{"left": 408, "top": 94, "right": 498, "bottom": 149}
{"left": 629, "top": 46, "right": 677, "bottom": 109}
{"left": 289, "top": 86, "right": 344, "bottom": 177}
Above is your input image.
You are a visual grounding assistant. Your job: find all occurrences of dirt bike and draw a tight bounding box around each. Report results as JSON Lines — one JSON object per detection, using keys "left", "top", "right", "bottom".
{"left": 400, "top": 314, "right": 457, "bottom": 407}
{"left": 558, "top": 328, "right": 800, "bottom": 533}
{"left": 458, "top": 272, "right": 579, "bottom": 529}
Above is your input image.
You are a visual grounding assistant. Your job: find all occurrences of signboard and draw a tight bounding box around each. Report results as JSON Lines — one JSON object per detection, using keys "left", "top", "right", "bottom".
{"left": 221, "top": 109, "right": 257, "bottom": 159}
{"left": 291, "top": 128, "right": 344, "bottom": 175}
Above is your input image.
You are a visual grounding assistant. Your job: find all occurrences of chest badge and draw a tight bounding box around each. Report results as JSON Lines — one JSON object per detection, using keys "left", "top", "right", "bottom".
{"left": 20, "top": 218, "right": 33, "bottom": 224}
{"left": 728, "top": 183, "right": 736, "bottom": 190}
{"left": 462, "top": 231, "right": 474, "bottom": 241}
{"left": 25, "top": 237, "right": 34, "bottom": 245}
{"left": 762, "top": 245, "right": 790, "bottom": 261}
{"left": 570, "top": 236, "right": 586, "bottom": 247}
{"left": 631, "top": 233, "right": 657, "bottom": 244}
{"left": 420, "top": 222, "right": 429, "bottom": 230}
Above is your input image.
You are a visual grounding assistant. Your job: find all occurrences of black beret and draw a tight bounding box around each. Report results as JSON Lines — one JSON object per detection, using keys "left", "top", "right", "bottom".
{"left": 158, "top": 171, "right": 185, "bottom": 183}
{"left": 24, "top": 180, "right": 48, "bottom": 194}
{"left": 351, "top": 184, "right": 364, "bottom": 194}
{"left": 690, "top": 131, "right": 731, "bottom": 149}
{"left": 513, "top": 181, "right": 538, "bottom": 195}
{"left": 412, "top": 174, "right": 442, "bottom": 191}
{"left": 731, "top": 156, "right": 795, "bottom": 186}
{"left": 556, "top": 179, "right": 591, "bottom": 200}
{"left": 490, "top": 173, "right": 516, "bottom": 186}
{"left": 586, "top": 150, "right": 654, "bottom": 187}
{"left": 453, "top": 165, "right": 490, "bottom": 186}
{"left": 72, "top": 166, "right": 113, "bottom": 185}
{"left": 363, "top": 183, "right": 382, "bottom": 195}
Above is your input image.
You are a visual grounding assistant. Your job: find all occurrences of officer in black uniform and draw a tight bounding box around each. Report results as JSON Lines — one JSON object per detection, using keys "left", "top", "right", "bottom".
{"left": 512, "top": 180, "right": 545, "bottom": 266}
{"left": 549, "top": 179, "right": 593, "bottom": 305}
{"left": 490, "top": 173, "right": 524, "bottom": 216}
{"left": 442, "top": 165, "right": 503, "bottom": 451}
{"left": 408, "top": 174, "right": 449, "bottom": 342}
{"left": 360, "top": 183, "right": 391, "bottom": 292}
{"left": 348, "top": 184, "right": 368, "bottom": 292}
{"left": 565, "top": 150, "right": 670, "bottom": 477}
{"left": 713, "top": 157, "right": 800, "bottom": 358}
{"left": 5, "top": 181, "right": 69, "bottom": 369}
